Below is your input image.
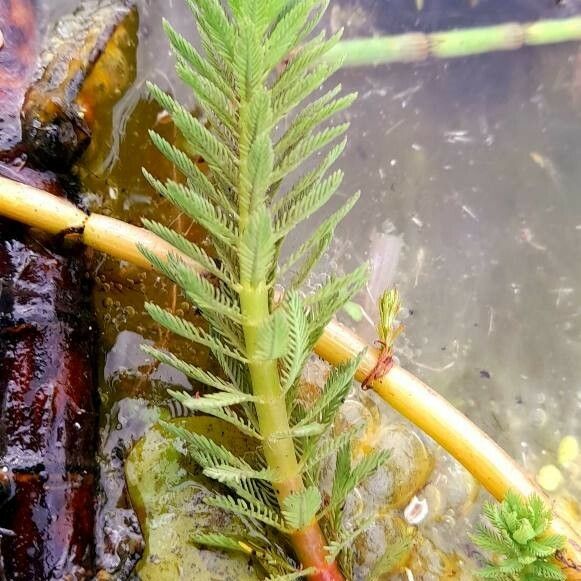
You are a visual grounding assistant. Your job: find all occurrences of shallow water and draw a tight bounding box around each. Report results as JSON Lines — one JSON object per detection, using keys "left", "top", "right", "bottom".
{"left": 37, "top": 0, "right": 581, "bottom": 576}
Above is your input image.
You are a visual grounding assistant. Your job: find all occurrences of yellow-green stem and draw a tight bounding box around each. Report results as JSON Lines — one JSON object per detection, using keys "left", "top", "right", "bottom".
{"left": 234, "top": 69, "right": 340, "bottom": 572}
{"left": 237, "top": 253, "right": 342, "bottom": 581}
{"left": 239, "top": 285, "right": 303, "bottom": 496}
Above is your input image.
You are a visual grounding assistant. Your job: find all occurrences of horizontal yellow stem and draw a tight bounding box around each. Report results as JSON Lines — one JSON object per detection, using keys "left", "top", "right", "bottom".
{"left": 0, "top": 177, "right": 203, "bottom": 274}
{"left": 83, "top": 214, "right": 204, "bottom": 274}
{"left": 1, "top": 175, "right": 580, "bottom": 577}
{"left": 0, "top": 174, "right": 87, "bottom": 234}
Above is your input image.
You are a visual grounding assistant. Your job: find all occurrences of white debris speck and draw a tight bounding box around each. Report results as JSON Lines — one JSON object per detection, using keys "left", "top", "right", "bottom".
{"left": 411, "top": 215, "right": 423, "bottom": 229}
{"left": 444, "top": 130, "right": 473, "bottom": 144}
{"left": 404, "top": 496, "right": 429, "bottom": 525}
{"left": 414, "top": 247, "right": 425, "bottom": 288}
{"left": 488, "top": 307, "right": 495, "bottom": 335}
{"left": 108, "top": 186, "right": 118, "bottom": 200}
{"left": 393, "top": 84, "right": 422, "bottom": 102}
{"left": 155, "top": 110, "right": 171, "bottom": 125}
{"left": 519, "top": 227, "right": 546, "bottom": 251}
{"left": 461, "top": 204, "right": 478, "bottom": 221}
{"left": 552, "top": 287, "right": 574, "bottom": 307}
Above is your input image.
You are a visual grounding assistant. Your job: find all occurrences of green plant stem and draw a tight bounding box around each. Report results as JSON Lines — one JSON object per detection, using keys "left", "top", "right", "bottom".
{"left": 238, "top": 232, "right": 342, "bottom": 581}
{"left": 236, "top": 70, "right": 341, "bottom": 574}
{"left": 239, "top": 286, "right": 301, "bottom": 494}
{"left": 323, "top": 16, "right": 581, "bottom": 67}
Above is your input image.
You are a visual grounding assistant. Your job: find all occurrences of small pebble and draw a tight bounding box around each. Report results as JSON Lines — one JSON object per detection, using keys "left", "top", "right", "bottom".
{"left": 558, "top": 436, "right": 579, "bottom": 467}
{"left": 536, "top": 464, "right": 563, "bottom": 491}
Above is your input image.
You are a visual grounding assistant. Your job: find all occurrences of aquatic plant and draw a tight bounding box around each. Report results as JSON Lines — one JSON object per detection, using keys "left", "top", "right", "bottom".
{"left": 138, "top": 0, "right": 388, "bottom": 577}
{"left": 473, "top": 491, "right": 566, "bottom": 580}
{"left": 1, "top": 0, "right": 581, "bottom": 575}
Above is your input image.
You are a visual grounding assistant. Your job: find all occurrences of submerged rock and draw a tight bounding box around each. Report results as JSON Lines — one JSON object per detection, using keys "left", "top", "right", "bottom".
{"left": 125, "top": 418, "right": 258, "bottom": 581}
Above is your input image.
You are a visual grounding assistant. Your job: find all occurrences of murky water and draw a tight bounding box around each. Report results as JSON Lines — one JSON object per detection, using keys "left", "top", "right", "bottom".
{"left": 327, "top": 0, "right": 581, "bottom": 491}
{"left": 36, "top": 0, "right": 581, "bottom": 577}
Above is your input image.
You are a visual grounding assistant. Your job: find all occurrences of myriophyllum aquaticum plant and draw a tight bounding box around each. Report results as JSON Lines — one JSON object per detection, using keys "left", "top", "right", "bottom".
{"left": 138, "top": 0, "right": 389, "bottom": 579}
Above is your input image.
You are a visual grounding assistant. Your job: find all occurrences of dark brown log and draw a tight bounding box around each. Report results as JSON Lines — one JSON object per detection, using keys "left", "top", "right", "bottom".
{"left": 0, "top": 166, "right": 98, "bottom": 581}
{"left": 0, "top": 2, "right": 137, "bottom": 578}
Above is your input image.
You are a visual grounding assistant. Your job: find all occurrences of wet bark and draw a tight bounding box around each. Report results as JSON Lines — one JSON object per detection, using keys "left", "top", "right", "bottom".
{"left": 0, "top": 166, "right": 98, "bottom": 580}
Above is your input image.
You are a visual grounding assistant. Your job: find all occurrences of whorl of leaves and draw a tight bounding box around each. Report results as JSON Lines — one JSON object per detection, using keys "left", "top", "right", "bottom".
{"left": 472, "top": 491, "right": 566, "bottom": 580}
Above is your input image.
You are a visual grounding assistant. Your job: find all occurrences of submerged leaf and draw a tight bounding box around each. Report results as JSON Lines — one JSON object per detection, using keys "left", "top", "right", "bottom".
{"left": 252, "top": 309, "right": 290, "bottom": 361}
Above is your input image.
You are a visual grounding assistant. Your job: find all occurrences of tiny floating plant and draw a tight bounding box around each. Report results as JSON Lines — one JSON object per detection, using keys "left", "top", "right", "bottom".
{"left": 138, "top": 0, "right": 386, "bottom": 578}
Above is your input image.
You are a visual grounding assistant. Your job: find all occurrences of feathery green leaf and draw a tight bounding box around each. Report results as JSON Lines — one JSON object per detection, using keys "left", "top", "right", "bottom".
{"left": 297, "top": 355, "right": 362, "bottom": 428}
{"left": 148, "top": 83, "right": 238, "bottom": 185}
{"left": 147, "top": 131, "right": 235, "bottom": 213}
{"left": 163, "top": 19, "right": 236, "bottom": 100}
{"left": 142, "top": 219, "right": 235, "bottom": 286}
{"left": 170, "top": 390, "right": 262, "bottom": 440}
{"left": 170, "top": 389, "right": 255, "bottom": 410}
{"left": 176, "top": 61, "right": 237, "bottom": 133}
{"left": 272, "top": 124, "right": 349, "bottom": 184}
{"left": 143, "top": 171, "right": 238, "bottom": 245}
{"left": 239, "top": 207, "right": 276, "bottom": 287}
{"left": 185, "top": 0, "right": 235, "bottom": 65}
{"left": 282, "top": 486, "right": 322, "bottom": 530}
{"left": 279, "top": 292, "right": 310, "bottom": 392}
{"left": 276, "top": 91, "right": 356, "bottom": 159}
{"left": 207, "top": 494, "right": 287, "bottom": 532}
{"left": 273, "top": 30, "right": 342, "bottom": 105}
{"left": 169, "top": 255, "right": 243, "bottom": 321}
{"left": 145, "top": 302, "right": 245, "bottom": 361}
{"left": 141, "top": 345, "right": 236, "bottom": 393}
{"left": 281, "top": 193, "right": 359, "bottom": 288}
{"left": 272, "top": 61, "right": 342, "bottom": 122}
{"left": 307, "top": 262, "right": 369, "bottom": 342}
{"left": 274, "top": 172, "right": 345, "bottom": 240}
{"left": 252, "top": 309, "right": 289, "bottom": 361}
